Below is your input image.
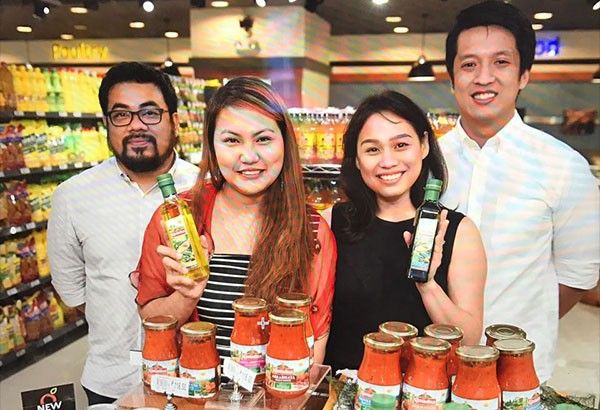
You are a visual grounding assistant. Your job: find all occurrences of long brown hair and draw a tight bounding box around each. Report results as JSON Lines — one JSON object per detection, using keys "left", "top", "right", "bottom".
{"left": 191, "top": 77, "right": 315, "bottom": 303}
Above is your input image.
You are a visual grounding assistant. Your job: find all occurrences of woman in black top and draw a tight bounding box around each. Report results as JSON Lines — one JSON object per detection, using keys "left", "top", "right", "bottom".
{"left": 324, "top": 91, "right": 486, "bottom": 372}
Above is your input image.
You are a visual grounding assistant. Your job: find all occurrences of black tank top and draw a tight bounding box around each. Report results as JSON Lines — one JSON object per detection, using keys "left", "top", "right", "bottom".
{"left": 324, "top": 202, "right": 465, "bottom": 372}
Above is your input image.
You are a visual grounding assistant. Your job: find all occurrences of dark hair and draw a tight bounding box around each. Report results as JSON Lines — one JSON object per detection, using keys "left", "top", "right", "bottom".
{"left": 98, "top": 62, "right": 178, "bottom": 115}
{"left": 340, "top": 90, "right": 446, "bottom": 241}
{"left": 445, "top": 0, "right": 535, "bottom": 84}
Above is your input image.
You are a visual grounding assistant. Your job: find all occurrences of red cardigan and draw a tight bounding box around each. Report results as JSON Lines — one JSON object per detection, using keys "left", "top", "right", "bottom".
{"left": 134, "top": 183, "right": 337, "bottom": 339}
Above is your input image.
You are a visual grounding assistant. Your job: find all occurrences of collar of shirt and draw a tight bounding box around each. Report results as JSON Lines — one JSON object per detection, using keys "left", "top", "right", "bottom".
{"left": 112, "top": 149, "right": 181, "bottom": 194}
{"left": 456, "top": 111, "right": 523, "bottom": 156}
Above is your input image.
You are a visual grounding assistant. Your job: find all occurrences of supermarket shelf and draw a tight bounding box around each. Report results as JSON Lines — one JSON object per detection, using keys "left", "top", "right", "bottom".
{"left": 0, "top": 318, "right": 87, "bottom": 373}
{"left": 0, "top": 110, "right": 103, "bottom": 121}
{"left": 0, "top": 276, "right": 52, "bottom": 302}
{"left": 302, "top": 163, "right": 341, "bottom": 176}
{"left": 0, "top": 160, "right": 100, "bottom": 180}
{"left": 0, "top": 220, "right": 47, "bottom": 240}
{"left": 524, "top": 115, "right": 600, "bottom": 126}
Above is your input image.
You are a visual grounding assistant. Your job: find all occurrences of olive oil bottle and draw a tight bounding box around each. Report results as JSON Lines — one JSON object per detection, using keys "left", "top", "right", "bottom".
{"left": 407, "top": 178, "right": 443, "bottom": 283}
{"left": 157, "top": 173, "right": 209, "bottom": 281}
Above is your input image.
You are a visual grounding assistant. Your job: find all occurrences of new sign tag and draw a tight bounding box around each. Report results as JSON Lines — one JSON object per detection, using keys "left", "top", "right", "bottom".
{"left": 21, "top": 384, "right": 76, "bottom": 410}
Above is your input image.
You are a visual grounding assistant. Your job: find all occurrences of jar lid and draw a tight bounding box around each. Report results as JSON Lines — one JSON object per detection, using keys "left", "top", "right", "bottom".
{"left": 485, "top": 324, "right": 526, "bottom": 341}
{"left": 364, "top": 332, "right": 403, "bottom": 351}
{"left": 232, "top": 297, "right": 268, "bottom": 313}
{"left": 181, "top": 321, "right": 215, "bottom": 337}
{"left": 494, "top": 338, "right": 535, "bottom": 354}
{"left": 269, "top": 308, "right": 306, "bottom": 325}
{"left": 378, "top": 321, "right": 418, "bottom": 338}
{"left": 424, "top": 324, "right": 464, "bottom": 341}
{"left": 456, "top": 345, "right": 499, "bottom": 362}
{"left": 276, "top": 292, "right": 311, "bottom": 307}
{"left": 142, "top": 315, "right": 177, "bottom": 331}
{"left": 411, "top": 336, "right": 451, "bottom": 354}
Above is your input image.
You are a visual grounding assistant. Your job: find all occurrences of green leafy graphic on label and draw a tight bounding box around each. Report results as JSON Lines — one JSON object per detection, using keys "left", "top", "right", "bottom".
{"left": 401, "top": 383, "right": 448, "bottom": 410}
{"left": 265, "top": 356, "right": 310, "bottom": 392}
{"left": 166, "top": 216, "right": 199, "bottom": 270}
{"left": 503, "top": 388, "right": 542, "bottom": 410}
{"left": 179, "top": 367, "right": 218, "bottom": 398}
{"left": 410, "top": 218, "right": 437, "bottom": 271}
{"left": 355, "top": 379, "right": 400, "bottom": 410}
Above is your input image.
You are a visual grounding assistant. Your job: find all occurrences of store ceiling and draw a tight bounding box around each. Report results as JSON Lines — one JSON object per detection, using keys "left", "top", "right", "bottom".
{"left": 0, "top": 0, "right": 598, "bottom": 41}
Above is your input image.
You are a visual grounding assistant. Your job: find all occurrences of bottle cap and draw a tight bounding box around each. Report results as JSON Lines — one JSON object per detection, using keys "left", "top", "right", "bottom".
{"left": 232, "top": 297, "right": 268, "bottom": 313}
{"left": 410, "top": 336, "right": 451, "bottom": 354}
{"left": 363, "top": 332, "right": 403, "bottom": 351}
{"left": 379, "top": 321, "right": 418, "bottom": 338}
{"left": 181, "top": 321, "right": 216, "bottom": 337}
{"left": 142, "top": 315, "right": 177, "bottom": 331}
{"left": 424, "top": 324, "right": 464, "bottom": 342}
{"left": 269, "top": 308, "right": 306, "bottom": 325}
{"left": 425, "top": 178, "right": 443, "bottom": 192}
{"left": 276, "top": 292, "right": 311, "bottom": 308}
{"left": 456, "top": 345, "right": 499, "bottom": 362}
{"left": 494, "top": 338, "right": 535, "bottom": 355}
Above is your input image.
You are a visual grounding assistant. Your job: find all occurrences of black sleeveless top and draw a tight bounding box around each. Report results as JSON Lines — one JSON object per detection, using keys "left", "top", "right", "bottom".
{"left": 324, "top": 202, "right": 465, "bottom": 372}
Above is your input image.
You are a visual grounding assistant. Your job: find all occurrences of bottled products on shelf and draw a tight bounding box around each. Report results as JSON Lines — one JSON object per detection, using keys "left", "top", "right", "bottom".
{"left": 179, "top": 321, "right": 220, "bottom": 400}
{"left": 0, "top": 180, "right": 32, "bottom": 227}
{"left": 141, "top": 315, "right": 179, "bottom": 385}
{"left": 305, "top": 178, "right": 346, "bottom": 211}
{"left": 427, "top": 112, "right": 459, "bottom": 138}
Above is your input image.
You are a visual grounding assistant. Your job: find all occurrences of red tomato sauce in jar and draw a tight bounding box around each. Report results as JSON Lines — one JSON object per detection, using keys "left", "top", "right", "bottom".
{"left": 452, "top": 346, "right": 501, "bottom": 410}
{"left": 424, "top": 324, "right": 464, "bottom": 382}
{"left": 494, "top": 338, "right": 541, "bottom": 410}
{"left": 179, "top": 321, "right": 220, "bottom": 399}
{"left": 265, "top": 308, "right": 310, "bottom": 399}
{"left": 485, "top": 324, "right": 526, "bottom": 347}
{"left": 379, "top": 321, "right": 417, "bottom": 373}
{"left": 142, "top": 315, "right": 178, "bottom": 385}
{"left": 230, "top": 297, "right": 270, "bottom": 382}
{"left": 402, "top": 337, "right": 451, "bottom": 410}
{"left": 355, "top": 332, "right": 403, "bottom": 410}
{"left": 276, "top": 293, "right": 315, "bottom": 366}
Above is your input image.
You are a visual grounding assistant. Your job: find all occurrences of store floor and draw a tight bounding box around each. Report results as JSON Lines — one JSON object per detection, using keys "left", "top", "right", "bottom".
{"left": 1, "top": 304, "right": 598, "bottom": 410}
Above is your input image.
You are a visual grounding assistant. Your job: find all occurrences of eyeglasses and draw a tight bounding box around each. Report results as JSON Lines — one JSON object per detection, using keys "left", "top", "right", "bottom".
{"left": 106, "top": 108, "right": 167, "bottom": 127}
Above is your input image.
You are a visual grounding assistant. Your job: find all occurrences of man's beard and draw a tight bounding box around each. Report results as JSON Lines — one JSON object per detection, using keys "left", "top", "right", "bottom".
{"left": 109, "top": 130, "right": 177, "bottom": 173}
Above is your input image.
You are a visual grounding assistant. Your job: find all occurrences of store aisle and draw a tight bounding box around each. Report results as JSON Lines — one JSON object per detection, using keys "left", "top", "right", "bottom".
{"left": 1, "top": 304, "right": 598, "bottom": 410}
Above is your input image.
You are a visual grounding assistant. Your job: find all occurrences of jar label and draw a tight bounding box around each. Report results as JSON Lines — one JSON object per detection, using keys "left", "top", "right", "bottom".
{"left": 142, "top": 358, "right": 178, "bottom": 385}
{"left": 230, "top": 342, "right": 267, "bottom": 374}
{"left": 165, "top": 216, "right": 198, "bottom": 270}
{"left": 451, "top": 394, "right": 499, "bottom": 410}
{"left": 265, "top": 356, "right": 310, "bottom": 392}
{"left": 502, "top": 387, "right": 541, "bottom": 410}
{"left": 355, "top": 379, "right": 401, "bottom": 410}
{"left": 179, "top": 366, "right": 219, "bottom": 398}
{"left": 402, "top": 382, "right": 448, "bottom": 410}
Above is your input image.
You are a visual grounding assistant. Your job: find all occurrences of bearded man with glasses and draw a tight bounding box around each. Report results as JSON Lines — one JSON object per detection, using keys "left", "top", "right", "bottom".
{"left": 48, "top": 62, "right": 198, "bottom": 405}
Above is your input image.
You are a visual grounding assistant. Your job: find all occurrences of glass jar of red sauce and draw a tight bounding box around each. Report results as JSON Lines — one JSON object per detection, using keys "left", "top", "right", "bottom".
{"left": 265, "top": 308, "right": 310, "bottom": 399}
{"left": 379, "top": 321, "right": 417, "bottom": 373}
{"left": 452, "top": 346, "right": 500, "bottom": 410}
{"left": 424, "top": 324, "right": 463, "bottom": 382}
{"left": 142, "top": 315, "right": 178, "bottom": 385}
{"left": 494, "top": 338, "right": 541, "bottom": 410}
{"left": 179, "top": 321, "right": 220, "bottom": 399}
{"left": 230, "top": 297, "right": 270, "bottom": 382}
{"left": 276, "top": 292, "right": 314, "bottom": 366}
{"left": 402, "top": 337, "right": 451, "bottom": 410}
{"left": 355, "top": 332, "right": 403, "bottom": 410}
{"left": 485, "top": 324, "right": 526, "bottom": 346}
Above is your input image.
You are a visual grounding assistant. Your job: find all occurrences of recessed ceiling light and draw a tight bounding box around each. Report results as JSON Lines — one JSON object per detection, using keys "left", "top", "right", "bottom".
{"left": 60, "top": 33, "right": 74, "bottom": 40}
{"left": 372, "top": 0, "right": 389, "bottom": 4}
{"left": 164, "top": 31, "right": 179, "bottom": 38}
{"left": 16, "top": 25, "right": 33, "bottom": 33}
{"left": 386, "top": 16, "right": 402, "bottom": 23}
{"left": 393, "top": 26, "right": 409, "bottom": 34}
{"left": 142, "top": 1, "right": 154, "bottom": 13}
{"left": 70, "top": 6, "right": 88, "bottom": 14}
{"left": 129, "top": 21, "right": 145, "bottom": 29}
{"left": 531, "top": 24, "right": 543, "bottom": 30}
{"left": 74, "top": 24, "right": 87, "bottom": 31}
{"left": 256, "top": 0, "right": 266, "bottom": 7}
{"left": 211, "top": 1, "right": 229, "bottom": 7}
{"left": 533, "top": 12, "right": 553, "bottom": 20}
{"left": 593, "top": 0, "right": 600, "bottom": 10}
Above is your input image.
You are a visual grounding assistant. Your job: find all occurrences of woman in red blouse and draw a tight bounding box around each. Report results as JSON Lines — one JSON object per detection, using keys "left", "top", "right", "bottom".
{"left": 134, "top": 77, "right": 336, "bottom": 364}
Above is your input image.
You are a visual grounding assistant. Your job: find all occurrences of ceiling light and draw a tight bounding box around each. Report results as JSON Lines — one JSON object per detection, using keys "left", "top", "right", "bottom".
{"left": 211, "top": 1, "right": 229, "bottom": 7}
{"left": 74, "top": 24, "right": 87, "bottom": 30}
{"left": 593, "top": 68, "right": 600, "bottom": 83}
{"left": 33, "top": 1, "right": 49, "bottom": 19}
{"left": 289, "top": 0, "right": 297, "bottom": 2}
{"left": 164, "top": 57, "right": 174, "bottom": 68}
{"left": 164, "top": 31, "right": 179, "bottom": 38}
{"left": 61, "top": 34, "right": 74, "bottom": 40}
{"left": 593, "top": 0, "right": 600, "bottom": 10}
{"left": 141, "top": 0, "right": 155, "bottom": 12}
{"left": 17, "top": 26, "right": 33, "bottom": 33}
{"left": 70, "top": 6, "right": 88, "bottom": 14}
{"left": 393, "top": 26, "right": 409, "bottom": 34}
{"left": 408, "top": 13, "right": 435, "bottom": 82}
{"left": 533, "top": 12, "right": 553, "bottom": 20}
{"left": 129, "top": 21, "right": 145, "bottom": 29}
{"left": 386, "top": 16, "right": 402, "bottom": 23}
{"left": 372, "top": 0, "right": 389, "bottom": 4}
{"left": 531, "top": 24, "right": 543, "bottom": 30}
{"left": 256, "top": 0, "right": 266, "bottom": 6}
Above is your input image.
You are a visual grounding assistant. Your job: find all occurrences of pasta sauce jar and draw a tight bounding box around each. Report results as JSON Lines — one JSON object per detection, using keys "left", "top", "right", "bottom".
{"left": 424, "top": 324, "right": 464, "bottom": 382}
{"left": 142, "top": 315, "right": 178, "bottom": 385}
{"left": 179, "top": 321, "right": 220, "bottom": 399}
{"left": 494, "top": 339, "right": 541, "bottom": 410}
{"left": 379, "top": 321, "right": 417, "bottom": 373}
{"left": 230, "top": 297, "right": 270, "bottom": 382}
{"left": 265, "top": 308, "right": 310, "bottom": 399}
{"left": 276, "top": 292, "right": 315, "bottom": 366}
{"left": 402, "top": 337, "right": 451, "bottom": 410}
{"left": 485, "top": 324, "right": 526, "bottom": 346}
{"left": 452, "top": 346, "right": 501, "bottom": 410}
{"left": 355, "top": 332, "right": 403, "bottom": 410}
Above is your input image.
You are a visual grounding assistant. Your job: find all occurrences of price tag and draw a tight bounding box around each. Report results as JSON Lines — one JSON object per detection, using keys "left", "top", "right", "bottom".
{"left": 59, "top": 164, "right": 68, "bottom": 170}
{"left": 25, "top": 222, "right": 35, "bottom": 230}
{"left": 43, "top": 335, "right": 53, "bottom": 344}
{"left": 74, "top": 162, "right": 83, "bottom": 168}
{"left": 73, "top": 112, "right": 82, "bottom": 118}
{"left": 42, "top": 166, "right": 52, "bottom": 172}
{"left": 95, "top": 112, "right": 103, "bottom": 118}
{"left": 76, "top": 319, "right": 85, "bottom": 327}
{"left": 150, "top": 375, "right": 190, "bottom": 398}
{"left": 7, "top": 288, "right": 17, "bottom": 296}
{"left": 30, "top": 279, "right": 40, "bottom": 287}
{"left": 0, "top": 171, "right": 4, "bottom": 178}
{"left": 36, "top": 111, "right": 46, "bottom": 117}
{"left": 58, "top": 111, "right": 68, "bottom": 117}
{"left": 19, "top": 168, "right": 31, "bottom": 175}
{"left": 16, "top": 349, "right": 26, "bottom": 357}
{"left": 129, "top": 350, "right": 142, "bottom": 366}
{"left": 223, "top": 358, "right": 257, "bottom": 393}
{"left": 90, "top": 161, "right": 99, "bottom": 166}
{"left": 14, "top": 110, "right": 24, "bottom": 116}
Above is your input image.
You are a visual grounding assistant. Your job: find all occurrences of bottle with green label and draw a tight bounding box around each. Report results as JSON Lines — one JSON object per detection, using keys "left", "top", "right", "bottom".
{"left": 407, "top": 178, "right": 443, "bottom": 283}
{"left": 157, "top": 173, "right": 209, "bottom": 281}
